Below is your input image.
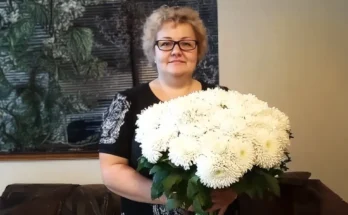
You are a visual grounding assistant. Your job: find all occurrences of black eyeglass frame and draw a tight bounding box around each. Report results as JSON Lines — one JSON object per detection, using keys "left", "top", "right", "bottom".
{"left": 154, "top": 40, "right": 198, "bottom": 51}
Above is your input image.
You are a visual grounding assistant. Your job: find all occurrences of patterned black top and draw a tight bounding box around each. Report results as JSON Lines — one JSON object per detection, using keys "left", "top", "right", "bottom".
{"left": 98, "top": 80, "right": 239, "bottom": 215}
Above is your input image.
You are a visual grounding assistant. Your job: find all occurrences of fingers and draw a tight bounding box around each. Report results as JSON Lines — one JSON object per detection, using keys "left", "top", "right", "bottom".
{"left": 208, "top": 194, "right": 238, "bottom": 213}
{"left": 205, "top": 203, "right": 222, "bottom": 212}
{"left": 218, "top": 206, "right": 228, "bottom": 215}
{"left": 205, "top": 204, "right": 228, "bottom": 214}
{"left": 211, "top": 197, "right": 220, "bottom": 203}
{"left": 210, "top": 189, "right": 224, "bottom": 197}
{"left": 187, "top": 205, "right": 194, "bottom": 212}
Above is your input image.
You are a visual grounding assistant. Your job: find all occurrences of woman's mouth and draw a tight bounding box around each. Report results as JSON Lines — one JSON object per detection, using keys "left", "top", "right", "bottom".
{"left": 169, "top": 60, "right": 185, "bottom": 64}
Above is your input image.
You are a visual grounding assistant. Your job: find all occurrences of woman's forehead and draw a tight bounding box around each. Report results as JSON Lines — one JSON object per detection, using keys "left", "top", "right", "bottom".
{"left": 157, "top": 22, "right": 196, "bottom": 40}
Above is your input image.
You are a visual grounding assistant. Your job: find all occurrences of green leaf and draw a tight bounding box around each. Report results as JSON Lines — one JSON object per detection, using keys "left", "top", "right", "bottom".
{"left": 176, "top": 180, "right": 192, "bottom": 210}
{"left": 0, "top": 68, "right": 12, "bottom": 98}
{"left": 151, "top": 165, "right": 171, "bottom": 199}
{"left": 166, "top": 198, "right": 183, "bottom": 211}
{"left": 231, "top": 178, "right": 250, "bottom": 195}
{"left": 191, "top": 175, "right": 200, "bottom": 183}
{"left": 168, "top": 161, "right": 178, "bottom": 168}
{"left": 136, "top": 157, "right": 145, "bottom": 171}
{"left": 158, "top": 155, "right": 170, "bottom": 162}
{"left": 136, "top": 157, "right": 153, "bottom": 171}
{"left": 269, "top": 169, "right": 284, "bottom": 177}
{"left": 245, "top": 189, "right": 256, "bottom": 198}
{"left": 27, "top": 0, "right": 49, "bottom": 26}
{"left": 162, "top": 173, "right": 182, "bottom": 192}
{"left": 153, "top": 167, "right": 170, "bottom": 185}
{"left": 183, "top": 198, "right": 193, "bottom": 211}
{"left": 260, "top": 171, "right": 281, "bottom": 197}
{"left": 193, "top": 194, "right": 208, "bottom": 215}
{"left": 193, "top": 198, "right": 205, "bottom": 214}
{"left": 149, "top": 165, "right": 162, "bottom": 175}
{"left": 66, "top": 27, "right": 93, "bottom": 61}
{"left": 192, "top": 180, "right": 213, "bottom": 212}
{"left": 151, "top": 181, "right": 164, "bottom": 199}
{"left": 187, "top": 176, "right": 200, "bottom": 199}
{"left": 251, "top": 172, "right": 269, "bottom": 198}
{"left": 8, "top": 18, "right": 35, "bottom": 45}
{"left": 81, "top": 57, "right": 108, "bottom": 79}
{"left": 255, "top": 186, "right": 264, "bottom": 199}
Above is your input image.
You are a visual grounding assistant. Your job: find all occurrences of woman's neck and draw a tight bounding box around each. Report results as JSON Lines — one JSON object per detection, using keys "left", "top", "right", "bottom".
{"left": 150, "top": 74, "right": 201, "bottom": 101}
{"left": 157, "top": 73, "right": 194, "bottom": 89}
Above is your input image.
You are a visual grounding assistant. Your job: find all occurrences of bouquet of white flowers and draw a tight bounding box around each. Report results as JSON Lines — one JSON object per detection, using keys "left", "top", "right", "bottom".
{"left": 136, "top": 87, "right": 293, "bottom": 215}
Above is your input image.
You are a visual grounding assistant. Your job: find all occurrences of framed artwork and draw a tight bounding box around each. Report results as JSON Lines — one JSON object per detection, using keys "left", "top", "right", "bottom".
{"left": 0, "top": 0, "right": 219, "bottom": 160}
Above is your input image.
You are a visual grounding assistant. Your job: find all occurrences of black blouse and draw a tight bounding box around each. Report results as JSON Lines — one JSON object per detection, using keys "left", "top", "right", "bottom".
{"left": 98, "top": 80, "right": 239, "bottom": 215}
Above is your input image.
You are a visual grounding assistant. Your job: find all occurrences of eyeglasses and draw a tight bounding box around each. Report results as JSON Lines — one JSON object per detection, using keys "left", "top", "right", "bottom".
{"left": 155, "top": 40, "right": 198, "bottom": 51}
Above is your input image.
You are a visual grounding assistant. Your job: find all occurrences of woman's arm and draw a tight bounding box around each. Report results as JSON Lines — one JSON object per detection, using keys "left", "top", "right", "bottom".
{"left": 99, "top": 153, "right": 166, "bottom": 205}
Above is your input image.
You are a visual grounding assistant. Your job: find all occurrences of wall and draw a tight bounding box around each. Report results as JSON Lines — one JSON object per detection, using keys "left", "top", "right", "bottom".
{"left": 218, "top": 0, "right": 348, "bottom": 200}
{"left": 1, "top": 0, "right": 348, "bottom": 201}
{"left": 0, "top": 159, "right": 102, "bottom": 191}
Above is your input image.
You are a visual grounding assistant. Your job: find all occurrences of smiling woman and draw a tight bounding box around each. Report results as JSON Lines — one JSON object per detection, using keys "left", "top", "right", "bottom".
{"left": 98, "top": 5, "right": 239, "bottom": 215}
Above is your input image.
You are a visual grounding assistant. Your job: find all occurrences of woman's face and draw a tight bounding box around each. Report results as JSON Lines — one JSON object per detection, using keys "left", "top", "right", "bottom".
{"left": 154, "top": 21, "right": 198, "bottom": 78}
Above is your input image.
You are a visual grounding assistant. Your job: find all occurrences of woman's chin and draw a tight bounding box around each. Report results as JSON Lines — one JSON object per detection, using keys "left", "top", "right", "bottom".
{"left": 164, "top": 67, "right": 193, "bottom": 76}
{"left": 166, "top": 70, "right": 192, "bottom": 77}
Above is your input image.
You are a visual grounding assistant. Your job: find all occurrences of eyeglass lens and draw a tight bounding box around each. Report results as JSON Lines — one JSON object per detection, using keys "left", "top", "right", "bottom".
{"left": 157, "top": 40, "right": 197, "bottom": 51}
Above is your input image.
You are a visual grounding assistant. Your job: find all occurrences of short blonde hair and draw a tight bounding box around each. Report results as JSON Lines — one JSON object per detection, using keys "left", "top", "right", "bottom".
{"left": 142, "top": 5, "right": 208, "bottom": 65}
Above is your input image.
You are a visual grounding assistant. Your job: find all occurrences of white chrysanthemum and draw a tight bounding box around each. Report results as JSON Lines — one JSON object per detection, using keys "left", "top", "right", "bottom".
{"left": 134, "top": 87, "right": 292, "bottom": 185}
{"left": 207, "top": 89, "right": 230, "bottom": 108}
{"left": 277, "top": 130, "right": 291, "bottom": 149}
{"left": 270, "top": 107, "right": 291, "bottom": 131}
{"left": 199, "top": 131, "right": 230, "bottom": 156}
{"left": 211, "top": 113, "right": 249, "bottom": 136}
{"left": 252, "top": 107, "right": 291, "bottom": 131}
{"left": 177, "top": 123, "right": 207, "bottom": 137}
{"left": 224, "top": 90, "right": 245, "bottom": 107}
{"left": 138, "top": 129, "right": 175, "bottom": 163}
{"left": 242, "top": 93, "right": 269, "bottom": 112}
{"left": 197, "top": 133, "right": 254, "bottom": 179}
{"left": 195, "top": 154, "right": 243, "bottom": 189}
{"left": 253, "top": 129, "right": 284, "bottom": 169}
{"left": 168, "top": 135, "right": 200, "bottom": 170}
{"left": 165, "top": 100, "right": 199, "bottom": 124}
{"left": 247, "top": 115, "right": 278, "bottom": 133}
{"left": 136, "top": 103, "right": 168, "bottom": 129}
{"left": 227, "top": 105, "right": 248, "bottom": 118}
{"left": 141, "top": 141, "right": 163, "bottom": 163}
{"left": 228, "top": 139, "right": 255, "bottom": 174}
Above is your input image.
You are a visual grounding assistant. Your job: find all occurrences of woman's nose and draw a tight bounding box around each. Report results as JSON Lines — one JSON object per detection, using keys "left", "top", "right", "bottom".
{"left": 171, "top": 44, "right": 182, "bottom": 56}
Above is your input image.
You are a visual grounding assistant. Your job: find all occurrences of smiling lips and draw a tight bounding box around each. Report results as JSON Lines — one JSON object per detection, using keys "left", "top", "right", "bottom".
{"left": 169, "top": 60, "right": 185, "bottom": 63}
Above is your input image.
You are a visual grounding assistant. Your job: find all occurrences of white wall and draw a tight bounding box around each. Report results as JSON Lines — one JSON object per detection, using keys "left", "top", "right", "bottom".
{"left": 218, "top": 0, "right": 348, "bottom": 201}
{"left": 0, "top": 159, "right": 102, "bottom": 192}
{"left": 1, "top": 0, "right": 347, "bottom": 201}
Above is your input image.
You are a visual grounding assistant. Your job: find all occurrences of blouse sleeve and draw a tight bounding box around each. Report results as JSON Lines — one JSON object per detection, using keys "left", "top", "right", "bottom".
{"left": 98, "top": 92, "right": 133, "bottom": 159}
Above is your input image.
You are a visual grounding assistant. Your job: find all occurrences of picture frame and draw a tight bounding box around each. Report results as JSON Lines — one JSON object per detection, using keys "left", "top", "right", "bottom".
{"left": 0, "top": 0, "right": 219, "bottom": 161}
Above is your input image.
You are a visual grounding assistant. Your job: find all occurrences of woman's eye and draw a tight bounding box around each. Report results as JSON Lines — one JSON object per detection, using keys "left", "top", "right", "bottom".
{"left": 181, "top": 42, "right": 193, "bottom": 47}
{"left": 161, "top": 42, "right": 172, "bottom": 46}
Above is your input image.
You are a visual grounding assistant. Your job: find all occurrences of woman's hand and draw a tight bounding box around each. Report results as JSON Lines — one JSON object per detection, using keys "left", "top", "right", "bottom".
{"left": 159, "top": 195, "right": 167, "bottom": 205}
{"left": 206, "top": 188, "right": 238, "bottom": 214}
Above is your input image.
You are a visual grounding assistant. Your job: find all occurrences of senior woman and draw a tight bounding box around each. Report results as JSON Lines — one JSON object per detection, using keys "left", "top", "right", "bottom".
{"left": 98, "top": 5, "right": 238, "bottom": 215}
